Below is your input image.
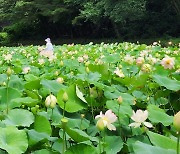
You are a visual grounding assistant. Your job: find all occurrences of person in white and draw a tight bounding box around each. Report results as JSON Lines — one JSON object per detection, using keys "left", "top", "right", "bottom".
{"left": 39, "top": 38, "right": 54, "bottom": 58}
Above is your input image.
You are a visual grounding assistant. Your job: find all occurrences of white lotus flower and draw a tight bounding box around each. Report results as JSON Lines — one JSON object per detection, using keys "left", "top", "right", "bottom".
{"left": 4, "top": 54, "right": 12, "bottom": 61}
{"left": 78, "top": 57, "right": 84, "bottom": 63}
{"left": 129, "top": 110, "right": 152, "bottom": 128}
{"left": 114, "top": 67, "right": 125, "bottom": 78}
{"left": 124, "top": 54, "right": 134, "bottom": 64}
{"left": 161, "top": 56, "right": 175, "bottom": 69}
{"left": 95, "top": 110, "right": 117, "bottom": 131}
{"left": 23, "top": 67, "right": 31, "bottom": 74}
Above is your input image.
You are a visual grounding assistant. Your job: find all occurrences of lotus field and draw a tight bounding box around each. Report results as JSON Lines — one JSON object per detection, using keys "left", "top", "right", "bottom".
{"left": 0, "top": 42, "right": 180, "bottom": 154}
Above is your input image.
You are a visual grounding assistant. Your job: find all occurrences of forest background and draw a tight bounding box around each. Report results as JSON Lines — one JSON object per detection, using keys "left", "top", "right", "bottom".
{"left": 0, "top": 0, "right": 179, "bottom": 45}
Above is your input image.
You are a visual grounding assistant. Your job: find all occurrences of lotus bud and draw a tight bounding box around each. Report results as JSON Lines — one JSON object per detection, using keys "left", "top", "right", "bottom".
{"left": 6, "top": 67, "right": 12, "bottom": 76}
{"left": 173, "top": 111, "right": 180, "bottom": 132}
{"left": 60, "top": 61, "right": 64, "bottom": 66}
{"left": 96, "top": 119, "right": 105, "bottom": 131}
{"left": 56, "top": 77, "right": 64, "bottom": 84}
{"left": 81, "top": 114, "right": 85, "bottom": 119}
{"left": 45, "top": 94, "right": 57, "bottom": 109}
{"left": 117, "top": 96, "right": 123, "bottom": 105}
{"left": 62, "top": 92, "right": 68, "bottom": 102}
{"left": 86, "top": 67, "right": 90, "bottom": 73}
{"left": 61, "top": 118, "right": 68, "bottom": 129}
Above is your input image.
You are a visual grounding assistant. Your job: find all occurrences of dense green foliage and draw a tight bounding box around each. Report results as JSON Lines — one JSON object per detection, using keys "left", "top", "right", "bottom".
{"left": 0, "top": 0, "right": 179, "bottom": 43}
{"left": 0, "top": 42, "right": 180, "bottom": 153}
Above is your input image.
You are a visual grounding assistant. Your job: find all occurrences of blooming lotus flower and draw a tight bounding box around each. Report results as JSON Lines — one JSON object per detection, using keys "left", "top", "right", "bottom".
{"left": 136, "top": 57, "right": 145, "bottom": 65}
{"left": 161, "top": 56, "right": 175, "bottom": 69}
{"left": 23, "top": 67, "right": 31, "bottom": 74}
{"left": 78, "top": 57, "right": 84, "bottom": 63}
{"left": 114, "top": 67, "right": 125, "bottom": 78}
{"left": 4, "top": 54, "right": 12, "bottom": 62}
{"left": 129, "top": 110, "right": 152, "bottom": 128}
{"left": 124, "top": 54, "right": 134, "bottom": 64}
{"left": 147, "top": 55, "right": 157, "bottom": 65}
{"left": 95, "top": 110, "right": 117, "bottom": 131}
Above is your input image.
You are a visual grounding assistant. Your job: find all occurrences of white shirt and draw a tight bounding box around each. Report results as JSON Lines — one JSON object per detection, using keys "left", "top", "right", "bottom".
{"left": 44, "top": 42, "right": 54, "bottom": 51}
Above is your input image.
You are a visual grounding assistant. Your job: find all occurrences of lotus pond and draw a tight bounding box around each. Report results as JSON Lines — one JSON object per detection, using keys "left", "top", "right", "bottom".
{"left": 0, "top": 42, "right": 180, "bottom": 154}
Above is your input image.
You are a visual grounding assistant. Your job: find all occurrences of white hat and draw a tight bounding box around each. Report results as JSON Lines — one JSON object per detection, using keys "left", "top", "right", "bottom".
{"left": 45, "top": 38, "right": 51, "bottom": 42}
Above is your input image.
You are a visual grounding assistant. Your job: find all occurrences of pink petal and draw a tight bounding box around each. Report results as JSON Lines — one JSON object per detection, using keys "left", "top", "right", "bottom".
{"left": 105, "top": 110, "right": 117, "bottom": 123}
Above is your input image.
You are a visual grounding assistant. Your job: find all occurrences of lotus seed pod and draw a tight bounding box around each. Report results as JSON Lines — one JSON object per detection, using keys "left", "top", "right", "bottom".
{"left": 173, "top": 111, "right": 180, "bottom": 132}
{"left": 62, "top": 92, "right": 68, "bottom": 102}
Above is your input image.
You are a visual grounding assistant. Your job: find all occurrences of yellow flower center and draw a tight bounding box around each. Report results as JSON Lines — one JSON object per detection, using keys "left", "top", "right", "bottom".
{"left": 165, "top": 59, "right": 171, "bottom": 65}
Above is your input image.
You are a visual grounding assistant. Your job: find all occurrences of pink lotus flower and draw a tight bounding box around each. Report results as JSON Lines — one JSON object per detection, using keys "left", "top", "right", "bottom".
{"left": 129, "top": 110, "right": 152, "bottom": 128}
{"left": 161, "top": 56, "right": 175, "bottom": 69}
{"left": 136, "top": 57, "right": 144, "bottom": 65}
{"left": 95, "top": 110, "right": 117, "bottom": 131}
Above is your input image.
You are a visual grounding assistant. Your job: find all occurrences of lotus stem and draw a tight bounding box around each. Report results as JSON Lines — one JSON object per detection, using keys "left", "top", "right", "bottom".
{"left": 177, "top": 132, "right": 180, "bottom": 154}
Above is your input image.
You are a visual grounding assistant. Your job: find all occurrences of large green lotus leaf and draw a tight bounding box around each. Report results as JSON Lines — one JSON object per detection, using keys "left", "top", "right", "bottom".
{"left": 24, "top": 79, "right": 41, "bottom": 90}
{"left": 0, "top": 74, "right": 7, "bottom": 83}
{"left": 32, "top": 149, "right": 58, "bottom": 154}
{"left": 106, "top": 100, "right": 132, "bottom": 117}
{"left": 153, "top": 74, "right": 180, "bottom": 91}
{"left": 104, "top": 136, "right": 123, "bottom": 154}
{"left": 34, "top": 115, "right": 52, "bottom": 135}
{"left": 65, "top": 143, "right": 97, "bottom": 154}
{"left": 9, "top": 75, "right": 24, "bottom": 91}
{"left": 41, "top": 79, "right": 66, "bottom": 95}
{"left": 3, "top": 109, "right": 34, "bottom": 127}
{"left": 0, "top": 87, "right": 22, "bottom": 110}
{"left": 0, "top": 126, "right": 28, "bottom": 154}
{"left": 28, "top": 129, "right": 57, "bottom": 146}
{"left": 32, "top": 149, "right": 51, "bottom": 154}
{"left": 133, "top": 141, "right": 176, "bottom": 154}
{"left": 104, "top": 90, "right": 134, "bottom": 105}
{"left": 147, "top": 104, "right": 173, "bottom": 126}
{"left": 24, "top": 74, "right": 39, "bottom": 81}
{"left": 63, "top": 59, "right": 79, "bottom": 70}
{"left": 76, "top": 72, "right": 101, "bottom": 82}
{"left": 88, "top": 64, "right": 109, "bottom": 80}
{"left": 147, "top": 131, "right": 179, "bottom": 150}
{"left": 57, "top": 85, "right": 87, "bottom": 113}
{"left": 65, "top": 127, "right": 90, "bottom": 143}
{"left": 102, "top": 54, "right": 119, "bottom": 63}
{"left": 127, "top": 135, "right": 151, "bottom": 153}
{"left": 11, "top": 97, "right": 39, "bottom": 107}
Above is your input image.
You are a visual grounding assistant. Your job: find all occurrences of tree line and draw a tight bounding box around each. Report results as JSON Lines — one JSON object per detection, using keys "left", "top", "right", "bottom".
{"left": 0, "top": 0, "right": 179, "bottom": 42}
